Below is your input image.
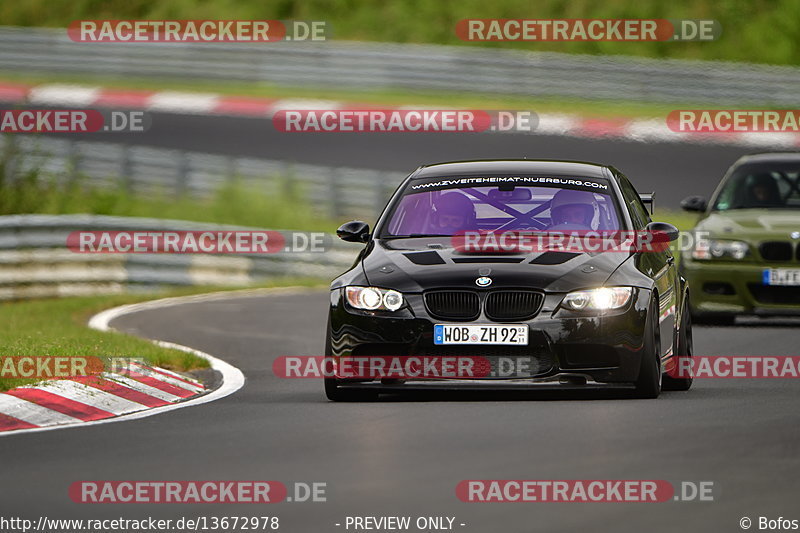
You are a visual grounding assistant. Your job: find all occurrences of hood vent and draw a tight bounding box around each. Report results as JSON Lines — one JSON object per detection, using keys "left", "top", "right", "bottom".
{"left": 530, "top": 251, "right": 581, "bottom": 265}
{"left": 403, "top": 251, "right": 446, "bottom": 265}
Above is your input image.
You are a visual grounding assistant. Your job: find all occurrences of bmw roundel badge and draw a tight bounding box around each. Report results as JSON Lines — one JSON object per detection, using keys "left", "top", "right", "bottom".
{"left": 475, "top": 276, "right": 492, "bottom": 287}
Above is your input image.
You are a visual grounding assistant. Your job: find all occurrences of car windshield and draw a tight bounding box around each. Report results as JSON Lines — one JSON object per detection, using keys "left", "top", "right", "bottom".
{"left": 380, "top": 177, "right": 622, "bottom": 237}
{"left": 713, "top": 165, "right": 800, "bottom": 211}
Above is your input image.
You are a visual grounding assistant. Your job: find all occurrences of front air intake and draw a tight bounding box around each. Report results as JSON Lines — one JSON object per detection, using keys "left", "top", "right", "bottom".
{"left": 424, "top": 291, "right": 480, "bottom": 321}
{"left": 484, "top": 290, "right": 544, "bottom": 321}
{"left": 759, "top": 241, "right": 793, "bottom": 261}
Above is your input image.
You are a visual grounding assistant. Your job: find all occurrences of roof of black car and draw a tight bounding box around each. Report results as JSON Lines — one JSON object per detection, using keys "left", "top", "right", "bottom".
{"left": 412, "top": 159, "right": 610, "bottom": 179}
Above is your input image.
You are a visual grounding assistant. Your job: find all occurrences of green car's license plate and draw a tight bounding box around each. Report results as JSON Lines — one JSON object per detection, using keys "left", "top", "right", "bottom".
{"left": 763, "top": 268, "right": 800, "bottom": 286}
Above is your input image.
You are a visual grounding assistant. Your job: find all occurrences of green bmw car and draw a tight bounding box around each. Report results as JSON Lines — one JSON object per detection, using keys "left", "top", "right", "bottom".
{"left": 680, "top": 152, "right": 800, "bottom": 324}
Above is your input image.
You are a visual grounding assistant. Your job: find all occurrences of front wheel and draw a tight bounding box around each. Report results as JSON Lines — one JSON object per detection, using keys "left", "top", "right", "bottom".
{"left": 634, "top": 297, "right": 662, "bottom": 399}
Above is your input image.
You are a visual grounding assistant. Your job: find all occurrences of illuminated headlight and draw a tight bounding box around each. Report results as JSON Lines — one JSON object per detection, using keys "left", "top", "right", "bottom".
{"left": 691, "top": 239, "right": 749, "bottom": 260}
{"left": 562, "top": 287, "right": 633, "bottom": 312}
{"left": 345, "top": 287, "right": 404, "bottom": 311}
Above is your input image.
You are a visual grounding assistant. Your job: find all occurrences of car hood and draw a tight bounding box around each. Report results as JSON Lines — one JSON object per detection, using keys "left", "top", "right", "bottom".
{"left": 696, "top": 209, "right": 800, "bottom": 240}
{"left": 361, "top": 237, "right": 630, "bottom": 293}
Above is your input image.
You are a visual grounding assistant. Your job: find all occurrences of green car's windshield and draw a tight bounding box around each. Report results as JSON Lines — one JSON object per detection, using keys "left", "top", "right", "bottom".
{"left": 713, "top": 165, "right": 800, "bottom": 211}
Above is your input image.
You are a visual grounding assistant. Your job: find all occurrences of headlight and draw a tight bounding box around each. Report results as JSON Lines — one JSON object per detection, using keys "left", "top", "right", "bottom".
{"left": 345, "top": 286, "right": 404, "bottom": 311}
{"left": 561, "top": 287, "right": 633, "bottom": 312}
{"left": 691, "top": 239, "right": 749, "bottom": 260}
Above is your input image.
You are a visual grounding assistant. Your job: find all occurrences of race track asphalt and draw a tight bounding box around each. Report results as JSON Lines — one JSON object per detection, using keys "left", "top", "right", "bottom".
{"left": 3, "top": 289, "right": 799, "bottom": 533}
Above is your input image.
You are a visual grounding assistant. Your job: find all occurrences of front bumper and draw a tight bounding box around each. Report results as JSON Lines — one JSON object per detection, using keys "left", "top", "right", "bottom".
{"left": 681, "top": 257, "right": 800, "bottom": 317}
{"left": 327, "top": 287, "right": 651, "bottom": 388}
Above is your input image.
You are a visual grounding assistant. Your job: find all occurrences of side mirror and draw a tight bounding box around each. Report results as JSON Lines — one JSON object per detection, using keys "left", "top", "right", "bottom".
{"left": 646, "top": 221, "right": 680, "bottom": 242}
{"left": 680, "top": 195, "right": 707, "bottom": 213}
{"left": 336, "top": 220, "right": 370, "bottom": 243}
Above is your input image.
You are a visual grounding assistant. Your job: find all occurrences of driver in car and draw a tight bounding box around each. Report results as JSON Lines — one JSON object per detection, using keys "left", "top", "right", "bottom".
{"left": 746, "top": 173, "right": 783, "bottom": 207}
{"left": 548, "top": 189, "right": 597, "bottom": 230}
{"left": 433, "top": 192, "right": 477, "bottom": 233}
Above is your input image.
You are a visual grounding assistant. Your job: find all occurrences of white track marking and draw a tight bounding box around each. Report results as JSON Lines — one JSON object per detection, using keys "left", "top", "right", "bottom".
{"left": 147, "top": 91, "right": 220, "bottom": 114}
{"left": 30, "top": 380, "right": 147, "bottom": 415}
{"left": 104, "top": 373, "right": 184, "bottom": 402}
{"left": 535, "top": 113, "right": 580, "bottom": 135}
{"left": 129, "top": 362, "right": 205, "bottom": 391}
{"left": 28, "top": 84, "right": 102, "bottom": 106}
{"left": 131, "top": 362, "right": 204, "bottom": 387}
{"left": 269, "top": 99, "right": 342, "bottom": 114}
{"left": 0, "top": 394, "right": 83, "bottom": 426}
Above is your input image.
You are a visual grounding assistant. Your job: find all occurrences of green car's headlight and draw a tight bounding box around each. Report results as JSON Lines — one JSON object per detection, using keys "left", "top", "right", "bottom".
{"left": 561, "top": 287, "right": 633, "bottom": 312}
{"left": 345, "top": 286, "right": 404, "bottom": 311}
{"left": 691, "top": 239, "right": 750, "bottom": 260}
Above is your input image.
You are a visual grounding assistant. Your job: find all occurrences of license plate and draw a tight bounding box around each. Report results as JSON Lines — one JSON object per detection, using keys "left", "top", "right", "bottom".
{"left": 434, "top": 324, "right": 528, "bottom": 345}
{"left": 763, "top": 268, "right": 800, "bottom": 286}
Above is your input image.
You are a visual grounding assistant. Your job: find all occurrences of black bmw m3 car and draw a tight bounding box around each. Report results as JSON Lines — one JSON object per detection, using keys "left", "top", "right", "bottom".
{"left": 325, "top": 160, "right": 693, "bottom": 400}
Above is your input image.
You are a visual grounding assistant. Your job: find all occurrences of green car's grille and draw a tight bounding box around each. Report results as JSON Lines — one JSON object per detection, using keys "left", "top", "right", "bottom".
{"left": 759, "top": 241, "right": 795, "bottom": 262}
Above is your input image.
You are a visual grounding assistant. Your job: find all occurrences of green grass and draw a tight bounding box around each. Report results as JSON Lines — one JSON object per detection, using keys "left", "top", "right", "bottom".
{"left": 3, "top": 0, "right": 799, "bottom": 66}
{"left": 0, "top": 159, "right": 338, "bottom": 231}
{"left": 0, "top": 278, "right": 327, "bottom": 391}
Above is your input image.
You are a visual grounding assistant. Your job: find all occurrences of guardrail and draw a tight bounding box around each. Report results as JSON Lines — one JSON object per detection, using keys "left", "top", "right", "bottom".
{"left": 1, "top": 134, "right": 406, "bottom": 220}
{"left": 0, "top": 214, "right": 361, "bottom": 300}
{"left": 1, "top": 26, "right": 799, "bottom": 106}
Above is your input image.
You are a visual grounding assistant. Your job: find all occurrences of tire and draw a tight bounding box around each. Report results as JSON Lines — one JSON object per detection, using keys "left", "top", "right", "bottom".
{"left": 634, "top": 297, "right": 662, "bottom": 399}
{"left": 323, "top": 317, "right": 378, "bottom": 402}
{"left": 663, "top": 296, "right": 694, "bottom": 391}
